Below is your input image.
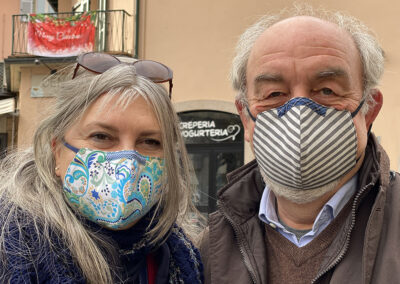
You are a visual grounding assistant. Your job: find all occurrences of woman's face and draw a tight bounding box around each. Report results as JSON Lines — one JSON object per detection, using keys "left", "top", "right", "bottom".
{"left": 54, "top": 94, "right": 163, "bottom": 180}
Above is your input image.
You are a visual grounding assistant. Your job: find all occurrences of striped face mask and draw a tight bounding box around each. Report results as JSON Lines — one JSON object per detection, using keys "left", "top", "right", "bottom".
{"left": 248, "top": 97, "right": 363, "bottom": 190}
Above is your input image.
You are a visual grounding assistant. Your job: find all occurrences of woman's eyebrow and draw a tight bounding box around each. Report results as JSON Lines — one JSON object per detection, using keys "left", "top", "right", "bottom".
{"left": 138, "top": 129, "right": 162, "bottom": 137}
{"left": 84, "top": 122, "right": 119, "bottom": 132}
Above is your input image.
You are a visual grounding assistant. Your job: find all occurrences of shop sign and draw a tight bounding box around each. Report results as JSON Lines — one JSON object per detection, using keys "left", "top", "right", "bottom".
{"left": 180, "top": 120, "right": 241, "bottom": 143}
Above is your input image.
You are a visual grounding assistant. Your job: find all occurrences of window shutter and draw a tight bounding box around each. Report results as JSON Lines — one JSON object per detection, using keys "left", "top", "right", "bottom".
{"left": 20, "top": 0, "right": 34, "bottom": 14}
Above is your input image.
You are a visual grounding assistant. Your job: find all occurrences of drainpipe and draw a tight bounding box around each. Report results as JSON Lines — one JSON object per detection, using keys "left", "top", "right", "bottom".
{"left": 135, "top": 0, "right": 140, "bottom": 58}
{"left": 11, "top": 15, "right": 15, "bottom": 55}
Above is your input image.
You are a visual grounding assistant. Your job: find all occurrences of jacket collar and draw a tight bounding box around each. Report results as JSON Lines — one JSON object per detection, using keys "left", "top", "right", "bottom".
{"left": 358, "top": 134, "right": 391, "bottom": 191}
{"left": 217, "top": 134, "right": 390, "bottom": 224}
{"left": 217, "top": 159, "right": 264, "bottom": 224}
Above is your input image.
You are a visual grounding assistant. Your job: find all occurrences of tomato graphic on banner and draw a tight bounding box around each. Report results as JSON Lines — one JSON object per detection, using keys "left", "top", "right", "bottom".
{"left": 28, "top": 13, "right": 96, "bottom": 57}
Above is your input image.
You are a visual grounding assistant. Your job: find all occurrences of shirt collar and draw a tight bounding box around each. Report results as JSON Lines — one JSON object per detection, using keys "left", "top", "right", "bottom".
{"left": 326, "top": 174, "right": 358, "bottom": 217}
{"left": 259, "top": 174, "right": 358, "bottom": 231}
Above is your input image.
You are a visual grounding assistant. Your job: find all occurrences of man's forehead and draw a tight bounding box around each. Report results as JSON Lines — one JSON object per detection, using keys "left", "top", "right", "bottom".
{"left": 246, "top": 16, "right": 362, "bottom": 81}
{"left": 249, "top": 16, "right": 358, "bottom": 59}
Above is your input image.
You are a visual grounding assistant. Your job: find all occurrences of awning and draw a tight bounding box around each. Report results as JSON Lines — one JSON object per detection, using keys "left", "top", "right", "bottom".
{"left": 0, "top": 98, "right": 15, "bottom": 115}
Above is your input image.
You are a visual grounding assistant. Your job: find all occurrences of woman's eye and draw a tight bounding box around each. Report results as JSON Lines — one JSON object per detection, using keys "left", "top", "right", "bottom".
{"left": 143, "top": 139, "right": 161, "bottom": 146}
{"left": 91, "top": 133, "right": 111, "bottom": 141}
{"left": 136, "top": 138, "right": 162, "bottom": 155}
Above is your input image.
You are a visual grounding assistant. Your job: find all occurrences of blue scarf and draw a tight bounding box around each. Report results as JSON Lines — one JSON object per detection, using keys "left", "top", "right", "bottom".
{"left": 92, "top": 209, "right": 204, "bottom": 283}
{"left": 4, "top": 208, "right": 203, "bottom": 284}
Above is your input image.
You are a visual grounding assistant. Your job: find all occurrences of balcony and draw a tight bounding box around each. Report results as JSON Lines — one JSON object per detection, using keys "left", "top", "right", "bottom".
{"left": 11, "top": 10, "right": 136, "bottom": 57}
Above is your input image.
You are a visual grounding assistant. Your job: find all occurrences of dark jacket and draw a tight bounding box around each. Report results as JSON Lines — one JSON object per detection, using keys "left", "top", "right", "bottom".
{"left": 200, "top": 135, "right": 400, "bottom": 284}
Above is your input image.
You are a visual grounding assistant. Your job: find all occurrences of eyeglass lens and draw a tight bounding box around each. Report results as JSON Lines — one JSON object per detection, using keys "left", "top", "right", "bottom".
{"left": 76, "top": 53, "right": 173, "bottom": 96}
{"left": 132, "top": 60, "right": 172, "bottom": 83}
{"left": 80, "top": 52, "right": 121, "bottom": 74}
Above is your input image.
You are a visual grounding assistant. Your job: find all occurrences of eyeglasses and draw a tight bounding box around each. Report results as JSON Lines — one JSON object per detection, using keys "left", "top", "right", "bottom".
{"left": 72, "top": 52, "right": 174, "bottom": 98}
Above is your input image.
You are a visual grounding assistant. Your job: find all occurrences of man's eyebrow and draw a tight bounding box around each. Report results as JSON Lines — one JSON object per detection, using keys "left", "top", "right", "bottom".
{"left": 314, "top": 68, "right": 350, "bottom": 81}
{"left": 254, "top": 73, "right": 284, "bottom": 83}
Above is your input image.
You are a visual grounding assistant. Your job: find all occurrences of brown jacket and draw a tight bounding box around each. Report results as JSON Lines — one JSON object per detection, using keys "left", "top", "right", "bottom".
{"left": 200, "top": 135, "right": 400, "bottom": 284}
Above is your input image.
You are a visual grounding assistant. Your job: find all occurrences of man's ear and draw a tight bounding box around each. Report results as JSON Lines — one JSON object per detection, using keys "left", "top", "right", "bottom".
{"left": 235, "top": 99, "right": 251, "bottom": 143}
{"left": 365, "top": 89, "right": 383, "bottom": 129}
{"left": 51, "top": 138, "right": 61, "bottom": 177}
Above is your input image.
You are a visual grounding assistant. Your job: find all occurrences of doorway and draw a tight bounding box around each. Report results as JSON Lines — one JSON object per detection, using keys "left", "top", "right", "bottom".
{"left": 178, "top": 110, "right": 244, "bottom": 215}
{"left": 187, "top": 144, "right": 243, "bottom": 213}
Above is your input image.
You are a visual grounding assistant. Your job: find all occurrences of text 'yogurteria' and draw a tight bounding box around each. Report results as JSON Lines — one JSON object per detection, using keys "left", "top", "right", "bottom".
{"left": 179, "top": 120, "right": 241, "bottom": 141}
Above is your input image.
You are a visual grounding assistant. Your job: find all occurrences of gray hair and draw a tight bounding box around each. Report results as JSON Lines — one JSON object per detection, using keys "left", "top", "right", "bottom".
{"left": 231, "top": 5, "right": 385, "bottom": 114}
{"left": 0, "top": 62, "right": 201, "bottom": 283}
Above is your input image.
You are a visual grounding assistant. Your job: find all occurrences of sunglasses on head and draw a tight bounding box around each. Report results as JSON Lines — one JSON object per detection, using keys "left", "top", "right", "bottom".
{"left": 72, "top": 52, "right": 174, "bottom": 98}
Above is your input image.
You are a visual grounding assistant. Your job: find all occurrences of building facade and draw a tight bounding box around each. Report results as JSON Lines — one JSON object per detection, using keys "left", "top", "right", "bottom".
{"left": 3, "top": 0, "right": 400, "bottom": 214}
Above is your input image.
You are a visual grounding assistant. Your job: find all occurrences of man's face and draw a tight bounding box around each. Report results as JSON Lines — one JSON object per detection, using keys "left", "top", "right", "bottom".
{"left": 238, "top": 16, "right": 382, "bottom": 195}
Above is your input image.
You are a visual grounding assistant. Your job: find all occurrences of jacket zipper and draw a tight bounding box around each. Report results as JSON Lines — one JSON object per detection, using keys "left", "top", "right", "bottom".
{"left": 218, "top": 203, "right": 258, "bottom": 284}
{"left": 310, "top": 181, "right": 374, "bottom": 284}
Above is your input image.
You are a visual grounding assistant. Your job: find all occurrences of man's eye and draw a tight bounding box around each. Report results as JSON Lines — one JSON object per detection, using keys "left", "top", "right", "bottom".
{"left": 269, "top": 92, "right": 284, "bottom": 98}
{"left": 321, "top": 88, "right": 334, "bottom": 95}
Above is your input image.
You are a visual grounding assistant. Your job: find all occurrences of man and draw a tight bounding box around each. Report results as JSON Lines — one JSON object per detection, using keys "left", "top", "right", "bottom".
{"left": 200, "top": 7, "right": 400, "bottom": 284}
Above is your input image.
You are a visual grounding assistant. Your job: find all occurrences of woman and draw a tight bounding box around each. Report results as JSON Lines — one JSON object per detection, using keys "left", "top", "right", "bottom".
{"left": 0, "top": 52, "right": 203, "bottom": 283}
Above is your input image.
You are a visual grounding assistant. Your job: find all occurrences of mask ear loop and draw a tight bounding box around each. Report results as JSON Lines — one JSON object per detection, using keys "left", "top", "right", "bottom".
{"left": 351, "top": 99, "right": 365, "bottom": 118}
{"left": 246, "top": 106, "right": 257, "bottom": 122}
{"left": 350, "top": 99, "right": 370, "bottom": 163}
{"left": 62, "top": 139, "right": 80, "bottom": 153}
{"left": 350, "top": 98, "right": 373, "bottom": 136}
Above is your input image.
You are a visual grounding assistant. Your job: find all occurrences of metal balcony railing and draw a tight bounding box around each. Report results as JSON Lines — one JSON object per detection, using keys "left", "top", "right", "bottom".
{"left": 11, "top": 10, "right": 135, "bottom": 57}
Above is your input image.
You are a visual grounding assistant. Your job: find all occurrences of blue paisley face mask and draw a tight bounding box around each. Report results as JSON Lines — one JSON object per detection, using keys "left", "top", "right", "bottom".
{"left": 61, "top": 141, "right": 165, "bottom": 230}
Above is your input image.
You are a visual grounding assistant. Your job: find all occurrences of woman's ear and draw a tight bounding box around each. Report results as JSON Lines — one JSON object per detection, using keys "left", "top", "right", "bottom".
{"left": 51, "top": 138, "right": 61, "bottom": 177}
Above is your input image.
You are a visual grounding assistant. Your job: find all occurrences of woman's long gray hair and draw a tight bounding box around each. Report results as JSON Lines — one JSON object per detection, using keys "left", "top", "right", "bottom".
{"left": 0, "top": 62, "right": 202, "bottom": 283}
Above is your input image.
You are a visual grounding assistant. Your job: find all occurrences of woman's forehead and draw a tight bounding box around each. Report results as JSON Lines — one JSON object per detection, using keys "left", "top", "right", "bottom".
{"left": 69, "top": 93, "right": 160, "bottom": 134}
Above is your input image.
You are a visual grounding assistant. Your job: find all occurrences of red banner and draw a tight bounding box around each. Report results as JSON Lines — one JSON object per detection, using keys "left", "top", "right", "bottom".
{"left": 28, "top": 13, "right": 96, "bottom": 57}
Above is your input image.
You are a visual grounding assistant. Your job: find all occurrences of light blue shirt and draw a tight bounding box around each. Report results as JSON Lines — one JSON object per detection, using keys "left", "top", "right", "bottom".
{"left": 258, "top": 174, "right": 358, "bottom": 247}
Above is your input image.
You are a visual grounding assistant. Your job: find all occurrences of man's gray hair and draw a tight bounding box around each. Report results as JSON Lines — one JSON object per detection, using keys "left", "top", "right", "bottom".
{"left": 231, "top": 5, "right": 385, "bottom": 114}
